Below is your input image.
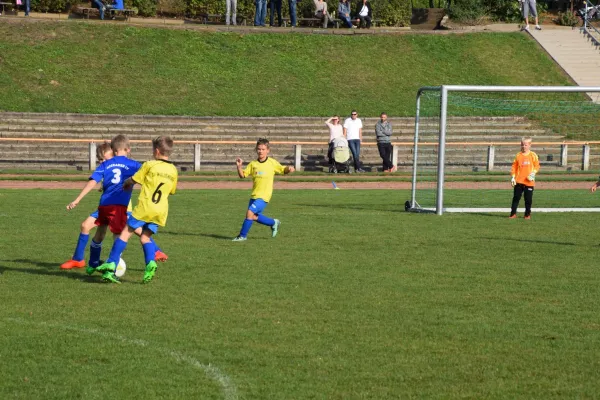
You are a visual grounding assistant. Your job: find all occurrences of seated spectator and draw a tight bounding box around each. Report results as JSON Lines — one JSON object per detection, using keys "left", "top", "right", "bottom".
{"left": 337, "top": 0, "right": 354, "bottom": 28}
{"left": 313, "top": 0, "right": 329, "bottom": 28}
{"left": 354, "top": 0, "right": 372, "bottom": 29}
{"left": 106, "top": 0, "right": 124, "bottom": 11}
{"left": 91, "top": 0, "right": 106, "bottom": 20}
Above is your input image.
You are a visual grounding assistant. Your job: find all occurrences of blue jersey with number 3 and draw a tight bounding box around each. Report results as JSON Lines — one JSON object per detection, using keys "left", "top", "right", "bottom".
{"left": 90, "top": 155, "right": 142, "bottom": 207}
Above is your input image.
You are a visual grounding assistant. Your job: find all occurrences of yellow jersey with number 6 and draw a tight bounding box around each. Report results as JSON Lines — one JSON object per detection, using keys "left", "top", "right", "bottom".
{"left": 131, "top": 160, "right": 178, "bottom": 226}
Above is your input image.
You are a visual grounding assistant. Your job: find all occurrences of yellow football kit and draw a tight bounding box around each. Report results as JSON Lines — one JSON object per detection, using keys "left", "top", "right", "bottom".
{"left": 131, "top": 160, "right": 178, "bottom": 226}
{"left": 243, "top": 157, "right": 286, "bottom": 202}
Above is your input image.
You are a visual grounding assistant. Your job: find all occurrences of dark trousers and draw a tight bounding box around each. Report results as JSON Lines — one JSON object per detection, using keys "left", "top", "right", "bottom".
{"left": 327, "top": 141, "right": 334, "bottom": 165}
{"left": 377, "top": 142, "right": 393, "bottom": 171}
{"left": 357, "top": 15, "right": 371, "bottom": 28}
{"left": 511, "top": 184, "right": 534, "bottom": 216}
{"left": 269, "top": 0, "right": 282, "bottom": 26}
{"left": 348, "top": 139, "right": 361, "bottom": 170}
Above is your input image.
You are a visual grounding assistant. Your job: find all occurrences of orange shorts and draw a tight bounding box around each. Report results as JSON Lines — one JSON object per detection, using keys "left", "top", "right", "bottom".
{"left": 95, "top": 205, "right": 128, "bottom": 234}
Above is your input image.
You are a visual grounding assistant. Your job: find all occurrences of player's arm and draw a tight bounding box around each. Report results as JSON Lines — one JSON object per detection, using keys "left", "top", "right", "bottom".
{"left": 122, "top": 177, "right": 138, "bottom": 191}
{"left": 236, "top": 158, "right": 246, "bottom": 179}
{"left": 590, "top": 177, "right": 600, "bottom": 193}
{"left": 284, "top": 166, "right": 295, "bottom": 174}
{"left": 527, "top": 153, "right": 540, "bottom": 182}
{"left": 510, "top": 156, "right": 518, "bottom": 186}
{"left": 67, "top": 179, "right": 99, "bottom": 210}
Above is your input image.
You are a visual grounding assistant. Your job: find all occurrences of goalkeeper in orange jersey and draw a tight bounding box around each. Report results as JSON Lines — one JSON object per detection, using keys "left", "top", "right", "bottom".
{"left": 509, "top": 136, "right": 540, "bottom": 220}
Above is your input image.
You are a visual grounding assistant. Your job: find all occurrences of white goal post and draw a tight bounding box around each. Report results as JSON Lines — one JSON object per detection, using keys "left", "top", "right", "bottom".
{"left": 408, "top": 85, "right": 600, "bottom": 215}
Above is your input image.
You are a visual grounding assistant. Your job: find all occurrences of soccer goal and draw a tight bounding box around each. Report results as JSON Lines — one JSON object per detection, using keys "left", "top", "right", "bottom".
{"left": 408, "top": 86, "right": 600, "bottom": 215}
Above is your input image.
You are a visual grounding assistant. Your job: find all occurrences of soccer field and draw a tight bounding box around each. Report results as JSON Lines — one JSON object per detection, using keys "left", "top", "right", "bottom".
{"left": 2, "top": 189, "right": 600, "bottom": 399}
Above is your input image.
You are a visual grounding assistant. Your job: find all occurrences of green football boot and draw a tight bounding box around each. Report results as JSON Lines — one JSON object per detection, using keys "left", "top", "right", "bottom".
{"left": 142, "top": 260, "right": 158, "bottom": 284}
{"left": 85, "top": 266, "right": 97, "bottom": 276}
{"left": 102, "top": 271, "right": 121, "bottom": 284}
{"left": 97, "top": 261, "right": 116, "bottom": 273}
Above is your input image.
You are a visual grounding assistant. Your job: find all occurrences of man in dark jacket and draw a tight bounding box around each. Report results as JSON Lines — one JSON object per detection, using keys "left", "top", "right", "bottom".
{"left": 354, "top": 0, "right": 372, "bottom": 28}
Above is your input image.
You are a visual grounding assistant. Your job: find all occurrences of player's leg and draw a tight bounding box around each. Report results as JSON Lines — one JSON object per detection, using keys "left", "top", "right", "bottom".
{"left": 523, "top": 186, "right": 534, "bottom": 219}
{"left": 251, "top": 200, "right": 280, "bottom": 238}
{"left": 61, "top": 214, "right": 97, "bottom": 269}
{"left": 152, "top": 238, "right": 168, "bottom": 262}
{"left": 140, "top": 228, "right": 160, "bottom": 283}
{"left": 233, "top": 199, "right": 260, "bottom": 241}
{"left": 510, "top": 184, "right": 524, "bottom": 218}
{"left": 88, "top": 225, "right": 108, "bottom": 269}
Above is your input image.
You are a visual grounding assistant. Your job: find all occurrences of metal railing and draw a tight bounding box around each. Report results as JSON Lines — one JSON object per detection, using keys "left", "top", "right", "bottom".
{"left": 581, "top": 0, "right": 600, "bottom": 47}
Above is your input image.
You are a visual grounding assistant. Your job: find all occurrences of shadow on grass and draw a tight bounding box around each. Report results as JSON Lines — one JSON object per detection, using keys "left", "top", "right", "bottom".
{"left": 292, "top": 203, "right": 401, "bottom": 213}
{"left": 162, "top": 231, "right": 233, "bottom": 240}
{"left": 0, "top": 259, "right": 103, "bottom": 283}
{"left": 481, "top": 237, "right": 577, "bottom": 246}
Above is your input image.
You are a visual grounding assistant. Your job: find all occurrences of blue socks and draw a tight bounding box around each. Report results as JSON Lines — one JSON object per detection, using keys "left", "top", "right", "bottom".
{"left": 107, "top": 238, "right": 128, "bottom": 264}
{"left": 240, "top": 219, "right": 253, "bottom": 238}
{"left": 150, "top": 237, "right": 161, "bottom": 253}
{"left": 73, "top": 233, "right": 89, "bottom": 261}
{"left": 142, "top": 242, "right": 155, "bottom": 265}
{"left": 256, "top": 214, "right": 275, "bottom": 227}
{"left": 89, "top": 240, "right": 102, "bottom": 267}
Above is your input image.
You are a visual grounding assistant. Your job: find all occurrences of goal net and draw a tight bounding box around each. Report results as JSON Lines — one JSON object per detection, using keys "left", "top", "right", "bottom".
{"left": 408, "top": 86, "right": 600, "bottom": 215}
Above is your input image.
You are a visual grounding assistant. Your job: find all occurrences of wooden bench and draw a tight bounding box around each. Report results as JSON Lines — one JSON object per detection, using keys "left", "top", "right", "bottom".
{"left": 333, "top": 17, "right": 383, "bottom": 28}
{"left": 201, "top": 13, "right": 247, "bottom": 26}
{"left": 0, "top": 1, "right": 14, "bottom": 15}
{"left": 108, "top": 8, "right": 136, "bottom": 21}
{"left": 78, "top": 7, "right": 98, "bottom": 19}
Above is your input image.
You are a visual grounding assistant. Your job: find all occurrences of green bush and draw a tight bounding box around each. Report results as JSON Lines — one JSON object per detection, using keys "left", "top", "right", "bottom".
{"left": 30, "top": 0, "right": 71, "bottom": 12}
{"left": 448, "top": 0, "right": 488, "bottom": 23}
{"left": 126, "top": 0, "right": 156, "bottom": 16}
{"left": 556, "top": 10, "right": 578, "bottom": 26}
{"left": 158, "top": 0, "right": 186, "bottom": 16}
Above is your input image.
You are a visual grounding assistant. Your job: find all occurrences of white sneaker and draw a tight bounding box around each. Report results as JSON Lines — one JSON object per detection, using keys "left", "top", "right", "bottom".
{"left": 535, "top": 25, "right": 541, "bottom": 30}
{"left": 271, "top": 219, "right": 280, "bottom": 238}
{"left": 522, "top": 25, "right": 530, "bottom": 32}
{"left": 232, "top": 236, "right": 247, "bottom": 242}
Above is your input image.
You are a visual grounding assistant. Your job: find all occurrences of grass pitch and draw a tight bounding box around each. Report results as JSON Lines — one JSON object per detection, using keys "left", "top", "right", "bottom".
{"left": 1, "top": 189, "right": 600, "bottom": 399}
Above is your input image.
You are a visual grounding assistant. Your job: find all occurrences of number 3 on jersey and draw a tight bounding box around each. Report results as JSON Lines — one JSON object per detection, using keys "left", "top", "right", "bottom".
{"left": 111, "top": 169, "right": 122, "bottom": 184}
{"left": 152, "top": 182, "right": 165, "bottom": 204}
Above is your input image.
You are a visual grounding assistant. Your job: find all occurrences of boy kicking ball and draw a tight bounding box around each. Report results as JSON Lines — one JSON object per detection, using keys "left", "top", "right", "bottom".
{"left": 97, "top": 136, "right": 178, "bottom": 284}
{"left": 509, "top": 136, "right": 540, "bottom": 220}
{"left": 232, "top": 138, "right": 295, "bottom": 241}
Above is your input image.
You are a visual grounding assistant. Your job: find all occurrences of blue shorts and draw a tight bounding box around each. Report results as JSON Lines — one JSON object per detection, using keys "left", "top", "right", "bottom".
{"left": 248, "top": 198, "right": 268, "bottom": 215}
{"left": 127, "top": 215, "right": 159, "bottom": 234}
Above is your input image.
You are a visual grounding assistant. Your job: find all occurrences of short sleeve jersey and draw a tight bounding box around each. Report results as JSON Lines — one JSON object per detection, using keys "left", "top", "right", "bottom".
{"left": 243, "top": 157, "right": 286, "bottom": 203}
{"left": 131, "top": 160, "right": 178, "bottom": 226}
{"left": 90, "top": 155, "right": 142, "bottom": 207}
{"left": 511, "top": 151, "right": 540, "bottom": 186}
{"left": 343, "top": 118, "right": 363, "bottom": 140}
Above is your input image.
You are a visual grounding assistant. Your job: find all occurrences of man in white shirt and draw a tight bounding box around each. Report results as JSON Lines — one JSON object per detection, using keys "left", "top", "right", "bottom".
{"left": 343, "top": 110, "right": 365, "bottom": 172}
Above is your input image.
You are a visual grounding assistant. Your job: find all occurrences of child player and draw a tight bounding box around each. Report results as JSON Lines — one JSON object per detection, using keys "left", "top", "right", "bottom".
{"left": 62, "top": 135, "right": 156, "bottom": 274}
{"left": 509, "top": 136, "right": 540, "bottom": 220}
{"left": 97, "top": 136, "right": 178, "bottom": 284}
{"left": 61, "top": 141, "right": 169, "bottom": 271}
{"left": 232, "top": 138, "right": 295, "bottom": 241}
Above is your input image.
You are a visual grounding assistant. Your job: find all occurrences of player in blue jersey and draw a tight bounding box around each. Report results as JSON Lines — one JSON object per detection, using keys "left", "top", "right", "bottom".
{"left": 61, "top": 135, "right": 168, "bottom": 273}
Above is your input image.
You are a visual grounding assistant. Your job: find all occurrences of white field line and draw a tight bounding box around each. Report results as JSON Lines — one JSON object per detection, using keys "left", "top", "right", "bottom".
{"left": 5, "top": 317, "right": 238, "bottom": 400}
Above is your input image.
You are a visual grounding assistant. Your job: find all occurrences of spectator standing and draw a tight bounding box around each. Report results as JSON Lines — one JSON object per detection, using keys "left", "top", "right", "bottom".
{"left": 519, "top": 0, "right": 541, "bottom": 31}
{"left": 270, "top": 0, "right": 283, "bottom": 26}
{"left": 288, "top": 0, "right": 298, "bottom": 27}
{"left": 255, "top": 0, "right": 267, "bottom": 26}
{"left": 226, "top": 0, "right": 238, "bottom": 25}
{"left": 325, "top": 116, "right": 344, "bottom": 171}
{"left": 354, "top": 0, "right": 372, "bottom": 28}
{"left": 313, "top": 0, "right": 329, "bottom": 28}
{"left": 19, "top": 0, "right": 30, "bottom": 16}
{"left": 343, "top": 110, "right": 364, "bottom": 172}
{"left": 338, "top": 0, "right": 354, "bottom": 28}
{"left": 375, "top": 113, "right": 395, "bottom": 172}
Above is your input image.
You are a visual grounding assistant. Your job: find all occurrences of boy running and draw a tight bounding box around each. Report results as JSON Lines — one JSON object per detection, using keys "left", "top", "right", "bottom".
{"left": 509, "top": 136, "right": 540, "bottom": 220}
{"left": 98, "top": 136, "right": 178, "bottom": 284}
{"left": 232, "top": 138, "right": 295, "bottom": 241}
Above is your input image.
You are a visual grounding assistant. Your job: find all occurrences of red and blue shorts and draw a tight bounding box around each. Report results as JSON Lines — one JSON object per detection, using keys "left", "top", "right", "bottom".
{"left": 95, "top": 205, "right": 128, "bottom": 234}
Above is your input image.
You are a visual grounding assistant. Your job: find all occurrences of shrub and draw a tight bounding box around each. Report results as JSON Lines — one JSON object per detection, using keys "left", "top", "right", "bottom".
{"left": 158, "top": 0, "right": 186, "bottom": 16}
{"left": 126, "top": 0, "right": 157, "bottom": 16}
{"left": 30, "top": 0, "right": 71, "bottom": 12}
{"left": 448, "top": 0, "right": 488, "bottom": 24}
{"left": 556, "top": 10, "right": 578, "bottom": 26}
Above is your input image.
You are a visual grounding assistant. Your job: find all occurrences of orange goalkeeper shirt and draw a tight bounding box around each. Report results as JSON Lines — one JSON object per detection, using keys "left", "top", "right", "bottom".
{"left": 511, "top": 151, "right": 540, "bottom": 186}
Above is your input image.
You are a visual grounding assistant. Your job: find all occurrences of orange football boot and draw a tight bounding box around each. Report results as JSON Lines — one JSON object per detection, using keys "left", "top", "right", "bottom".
{"left": 60, "top": 259, "right": 86, "bottom": 269}
{"left": 155, "top": 250, "right": 168, "bottom": 262}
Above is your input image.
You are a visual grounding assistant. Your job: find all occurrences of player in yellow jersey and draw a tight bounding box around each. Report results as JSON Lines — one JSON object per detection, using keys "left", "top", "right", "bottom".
{"left": 232, "top": 138, "right": 295, "bottom": 241}
{"left": 98, "top": 136, "right": 178, "bottom": 283}
{"left": 509, "top": 136, "right": 540, "bottom": 220}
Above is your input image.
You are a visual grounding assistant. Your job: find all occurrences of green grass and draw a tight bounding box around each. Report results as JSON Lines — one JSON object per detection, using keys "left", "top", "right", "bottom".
{"left": 2, "top": 189, "right": 600, "bottom": 398}
{"left": 0, "top": 20, "right": 572, "bottom": 117}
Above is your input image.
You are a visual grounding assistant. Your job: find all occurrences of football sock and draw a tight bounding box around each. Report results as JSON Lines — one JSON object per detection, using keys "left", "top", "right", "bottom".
{"left": 256, "top": 214, "right": 275, "bottom": 227}
{"left": 240, "top": 219, "right": 253, "bottom": 237}
{"left": 73, "top": 233, "right": 89, "bottom": 261}
{"left": 107, "top": 238, "right": 128, "bottom": 264}
{"left": 89, "top": 240, "right": 102, "bottom": 267}
{"left": 150, "top": 237, "right": 161, "bottom": 253}
{"left": 142, "top": 242, "right": 156, "bottom": 265}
